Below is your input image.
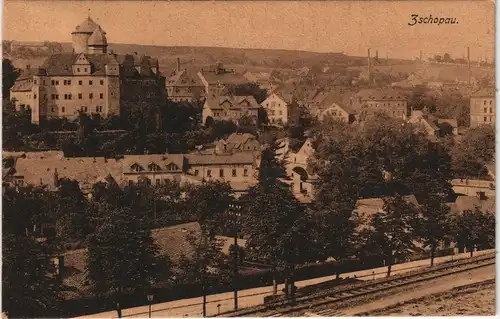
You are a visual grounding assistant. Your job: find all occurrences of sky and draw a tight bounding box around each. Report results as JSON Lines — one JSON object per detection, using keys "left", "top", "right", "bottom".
{"left": 2, "top": 1, "right": 495, "bottom": 60}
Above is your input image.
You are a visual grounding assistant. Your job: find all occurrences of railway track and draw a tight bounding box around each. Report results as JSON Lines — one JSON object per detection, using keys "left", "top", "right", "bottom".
{"left": 220, "top": 252, "right": 496, "bottom": 317}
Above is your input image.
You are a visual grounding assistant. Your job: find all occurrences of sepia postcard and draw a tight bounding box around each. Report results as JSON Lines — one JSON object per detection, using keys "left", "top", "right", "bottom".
{"left": 1, "top": 0, "right": 496, "bottom": 318}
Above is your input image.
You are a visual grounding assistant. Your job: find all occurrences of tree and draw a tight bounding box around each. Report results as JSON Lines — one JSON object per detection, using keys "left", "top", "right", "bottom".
{"left": 86, "top": 206, "right": 169, "bottom": 317}
{"left": 184, "top": 180, "right": 234, "bottom": 237}
{"left": 241, "top": 143, "right": 311, "bottom": 298}
{"left": 415, "top": 195, "right": 454, "bottom": 266}
{"left": 453, "top": 208, "right": 495, "bottom": 257}
{"left": 360, "top": 195, "right": 419, "bottom": 277}
{"left": 3, "top": 185, "right": 64, "bottom": 318}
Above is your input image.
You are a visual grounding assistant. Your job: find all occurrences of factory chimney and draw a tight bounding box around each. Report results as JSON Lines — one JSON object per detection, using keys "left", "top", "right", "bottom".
{"left": 467, "top": 47, "right": 471, "bottom": 85}
{"left": 367, "top": 48, "right": 372, "bottom": 83}
{"left": 375, "top": 50, "right": 379, "bottom": 60}
{"left": 177, "top": 58, "right": 181, "bottom": 72}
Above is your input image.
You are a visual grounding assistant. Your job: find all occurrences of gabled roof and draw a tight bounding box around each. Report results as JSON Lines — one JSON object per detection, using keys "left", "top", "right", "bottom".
{"left": 224, "top": 133, "right": 258, "bottom": 146}
{"left": 167, "top": 69, "right": 204, "bottom": 87}
{"left": 12, "top": 156, "right": 123, "bottom": 191}
{"left": 122, "top": 154, "right": 186, "bottom": 173}
{"left": 470, "top": 87, "right": 495, "bottom": 98}
{"left": 355, "top": 88, "right": 407, "bottom": 101}
{"left": 198, "top": 70, "right": 248, "bottom": 86}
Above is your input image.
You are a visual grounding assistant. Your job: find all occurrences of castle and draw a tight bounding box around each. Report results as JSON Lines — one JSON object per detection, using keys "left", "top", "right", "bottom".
{"left": 10, "top": 17, "right": 166, "bottom": 124}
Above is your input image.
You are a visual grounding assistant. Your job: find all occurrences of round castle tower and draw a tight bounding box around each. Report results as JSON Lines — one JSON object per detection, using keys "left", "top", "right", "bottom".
{"left": 71, "top": 16, "right": 108, "bottom": 54}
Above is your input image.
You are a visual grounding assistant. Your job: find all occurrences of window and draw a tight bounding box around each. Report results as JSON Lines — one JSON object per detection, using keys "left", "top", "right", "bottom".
{"left": 56, "top": 94, "right": 59, "bottom": 100}
{"left": 85, "top": 68, "right": 88, "bottom": 72}
{"left": 43, "top": 80, "right": 46, "bottom": 85}
{"left": 62, "top": 107, "right": 65, "bottom": 113}
{"left": 56, "top": 80, "right": 59, "bottom": 85}
{"left": 68, "top": 80, "right": 71, "bottom": 85}
{"left": 100, "top": 93, "right": 104, "bottom": 99}
{"left": 63, "top": 80, "right": 67, "bottom": 85}
{"left": 82, "top": 106, "right": 88, "bottom": 112}
{"left": 79, "top": 93, "right": 82, "bottom": 99}
{"left": 33, "top": 94, "right": 37, "bottom": 99}
{"left": 490, "top": 108, "right": 493, "bottom": 113}
{"left": 78, "top": 80, "right": 83, "bottom": 85}
{"left": 232, "top": 169, "right": 237, "bottom": 177}
{"left": 89, "top": 80, "right": 93, "bottom": 85}
{"left": 484, "top": 116, "right": 487, "bottom": 122}
{"left": 244, "top": 168, "right": 248, "bottom": 177}
{"left": 156, "top": 179, "right": 161, "bottom": 186}
{"left": 194, "top": 169, "right": 199, "bottom": 176}
{"left": 167, "top": 163, "right": 178, "bottom": 171}
{"left": 207, "top": 169, "right": 212, "bottom": 177}
{"left": 51, "top": 107, "right": 55, "bottom": 112}
{"left": 219, "top": 169, "right": 224, "bottom": 177}
{"left": 96, "top": 106, "right": 100, "bottom": 112}
{"left": 484, "top": 100, "right": 487, "bottom": 105}
{"left": 490, "top": 100, "right": 493, "bottom": 105}
{"left": 129, "top": 180, "right": 134, "bottom": 186}
{"left": 279, "top": 111, "right": 283, "bottom": 116}
{"left": 100, "top": 79, "right": 104, "bottom": 85}
{"left": 51, "top": 94, "right": 55, "bottom": 100}
{"left": 77, "top": 68, "right": 80, "bottom": 72}
{"left": 484, "top": 107, "right": 487, "bottom": 113}
{"left": 89, "top": 93, "right": 93, "bottom": 99}
{"left": 34, "top": 80, "right": 37, "bottom": 85}
{"left": 51, "top": 80, "right": 55, "bottom": 85}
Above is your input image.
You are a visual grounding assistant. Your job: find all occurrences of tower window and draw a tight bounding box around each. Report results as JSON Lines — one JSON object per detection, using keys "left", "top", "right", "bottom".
{"left": 89, "top": 80, "right": 93, "bottom": 85}
{"left": 100, "top": 79, "right": 104, "bottom": 85}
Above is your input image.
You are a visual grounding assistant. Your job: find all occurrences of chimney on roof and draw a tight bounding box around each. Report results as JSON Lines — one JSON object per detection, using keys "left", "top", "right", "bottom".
{"left": 177, "top": 58, "right": 181, "bottom": 72}
{"left": 26, "top": 64, "right": 31, "bottom": 70}
{"left": 478, "top": 191, "right": 486, "bottom": 201}
{"left": 53, "top": 168, "right": 59, "bottom": 188}
{"left": 467, "top": 47, "right": 471, "bottom": 85}
{"left": 367, "top": 48, "right": 372, "bottom": 83}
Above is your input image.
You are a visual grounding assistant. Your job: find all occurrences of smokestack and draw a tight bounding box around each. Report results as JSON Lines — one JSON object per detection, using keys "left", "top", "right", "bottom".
{"left": 375, "top": 50, "right": 379, "bottom": 60}
{"left": 367, "top": 48, "right": 372, "bottom": 83}
{"left": 467, "top": 47, "right": 471, "bottom": 85}
{"left": 177, "top": 58, "right": 180, "bottom": 72}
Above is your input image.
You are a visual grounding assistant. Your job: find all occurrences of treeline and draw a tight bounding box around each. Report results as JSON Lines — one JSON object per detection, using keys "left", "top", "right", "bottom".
{"left": 3, "top": 117, "right": 495, "bottom": 317}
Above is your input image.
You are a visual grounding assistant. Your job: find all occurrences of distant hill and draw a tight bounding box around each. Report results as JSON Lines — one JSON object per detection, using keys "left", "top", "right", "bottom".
{"left": 3, "top": 40, "right": 411, "bottom": 75}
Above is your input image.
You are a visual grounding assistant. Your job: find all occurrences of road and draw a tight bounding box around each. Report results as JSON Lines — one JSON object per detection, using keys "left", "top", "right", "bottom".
{"left": 76, "top": 249, "right": 494, "bottom": 318}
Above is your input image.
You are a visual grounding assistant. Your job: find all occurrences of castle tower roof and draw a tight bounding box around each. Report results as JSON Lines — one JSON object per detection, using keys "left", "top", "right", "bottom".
{"left": 88, "top": 26, "right": 107, "bottom": 46}
{"left": 73, "top": 17, "right": 99, "bottom": 34}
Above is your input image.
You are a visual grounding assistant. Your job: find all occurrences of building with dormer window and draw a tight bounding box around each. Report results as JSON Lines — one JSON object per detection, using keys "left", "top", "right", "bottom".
{"left": 202, "top": 95, "right": 260, "bottom": 125}
{"left": 10, "top": 16, "right": 165, "bottom": 124}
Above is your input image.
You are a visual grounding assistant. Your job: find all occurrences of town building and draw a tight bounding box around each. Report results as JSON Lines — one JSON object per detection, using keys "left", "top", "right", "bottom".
{"left": 282, "top": 138, "right": 319, "bottom": 203}
{"left": 408, "top": 111, "right": 459, "bottom": 139}
{"left": 451, "top": 178, "right": 496, "bottom": 198}
{"left": 5, "top": 151, "right": 260, "bottom": 196}
{"left": 260, "top": 92, "right": 296, "bottom": 125}
{"left": 214, "top": 133, "right": 260, "bottom": 154}
{"left": 197, "top": 61, "right": 248, "bottom": 97}
{"left": 350, "top": 88, "right": 408, "bottom": 121}
{"left": 10, "top": 17, "right": 165, "bottom": 124}
{"left": 243, "top": 71, "right": 281, "bottom": 91}
{"left": 202, "top": 95, "right": 260, "bottom": 125}
{"left": 166, "top": 58, "right": 206, "bottom": 102}
{"left": 469, "top": 87, "right": 495, "bottom": 127}
{"left": 315, "top": 91, "right": 357, "bottom": 123}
